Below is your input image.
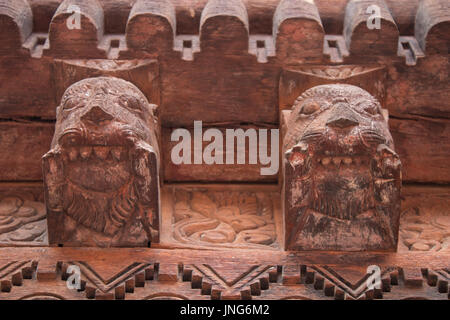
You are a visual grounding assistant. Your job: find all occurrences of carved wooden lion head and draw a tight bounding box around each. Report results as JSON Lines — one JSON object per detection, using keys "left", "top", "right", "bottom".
{"left": 284, "top": 84, "right": 401, "bottom": 250}
{"left": 43, "top": 77, "right": 160, "bottom": 244}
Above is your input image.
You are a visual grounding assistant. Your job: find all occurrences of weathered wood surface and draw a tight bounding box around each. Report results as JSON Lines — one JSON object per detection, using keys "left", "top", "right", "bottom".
{"left": 43, "top": 77, "right": 161, "bottom": 247}
{"left": 0, "top": 246, "right": 448, "bottom": 299}
{"left": 0, "top": 122, "right": 54, "bottom": 181}
{"left": 159, "top": 184, "right": 281, "bottom": 250}
{"left": 27, "top": 0, "right": 425, "bottom": 35}
{"left": 283, "top": 84, "right": 401, "bottom": 251}
{"left": 1, "top": 183, "right": 448, "bottom": 253}
{"left": 162, "top": 126, "right": 278, "bottom": 182}
{"left": 0, "top": 0, "right": 448, "bottom": 184}
{"left": 400, "top": 185, "right": 450, "bottom": 252}
{"left": 0, "top": 183, "right": 447, "bottom": 299}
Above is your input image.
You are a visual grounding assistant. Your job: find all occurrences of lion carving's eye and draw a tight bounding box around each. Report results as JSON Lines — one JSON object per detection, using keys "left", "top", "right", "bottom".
{"left": 300, "top": 101, "right": 321, "bottom": 115}
{"left": 62, "top": 98, "right": 81, "bottom": 111}
{"left": 363, "top": 104, "right": 380, "bottom": 116}
{"left": 119, "top": 95, "right": 142, "bottom": 112}
{"left": 355, "top": 100, "right": 380, "bottom": 116}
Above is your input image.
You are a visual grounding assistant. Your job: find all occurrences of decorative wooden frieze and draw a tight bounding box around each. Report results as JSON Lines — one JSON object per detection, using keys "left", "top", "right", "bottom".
{"left": 283, "top": 84, "right": 401, "bottom": 251}
{"left": 0, "top": 250, "right": 448, "bottom": 300}
{"left": 161, "top": 186, "right": 280, "bottom": 250}
{"left": 0, "top": 194, "right": 47, "bottom": 246}
{"left": 43, "top": 77, "right": 160, "bottom": 247}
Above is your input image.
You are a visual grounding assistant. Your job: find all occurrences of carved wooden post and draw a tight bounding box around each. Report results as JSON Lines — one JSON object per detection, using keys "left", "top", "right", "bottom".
{"left": 43, "top": 77, "right": 160, "bottom": 247}
{"left": 283, "top": 84, "right": 401, "bottom": 251}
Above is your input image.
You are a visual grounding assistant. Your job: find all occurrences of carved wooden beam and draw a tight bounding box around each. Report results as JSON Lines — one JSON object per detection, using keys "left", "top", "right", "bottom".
{"left": 0, "top": 247, "right": 448, "bottom": 300}
{"left": 43, "top": 77, "right": 161, "bottom": 247}
{"left": 283, "top": 84, "right": 401, "bottom": 251}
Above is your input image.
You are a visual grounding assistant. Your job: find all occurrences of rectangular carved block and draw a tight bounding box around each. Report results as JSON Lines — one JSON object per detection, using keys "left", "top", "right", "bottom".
{"left": 43, "top": 77, "right": 161, "bottom": 247}
{"left": 283, "top": 84, "right": 401, "bottom": 251}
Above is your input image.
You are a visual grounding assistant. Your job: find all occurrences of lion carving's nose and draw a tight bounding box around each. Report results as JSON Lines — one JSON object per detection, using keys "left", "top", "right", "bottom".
{"left": 81, "top": 106, "right": 113, "bottom": 124}
{"left": 326, "top": 103, "right": 359, "bottom": 129}
{"left": 327, "top": 117, "right": 359, "bottom": 128}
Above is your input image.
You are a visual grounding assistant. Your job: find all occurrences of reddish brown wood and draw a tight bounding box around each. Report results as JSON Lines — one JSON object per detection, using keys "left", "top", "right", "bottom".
{"left": 0, "top": 0, "right": 448, "bottom": 301}
{"left": 0, "top": 0, "right": 33, "bottom": 56}
{"left": 43, "top": 77, "right": 161, "bottom": 247}
{"left": 0, "top": 246, "right": 448, "bottom": 300}
{"left": 200, "top": 0, "right": 249, "bottom": 55}
{"left": 51, "top": 59, "right": 161, "bottom": 106}
{"left": 0, "top": 0, "right": 448, "bottom": 184}
{"left": 274, "top": 0, "right": 324, "bottom": 64}
{"left": 43, "top": 0, "right": 108, "bottom": 59}
{"left": 283, "top": 84, "right": 401, "bottom": 251}
{"left": 122, "top": 0, "right": 176, "bottom": 58}
{"left": 415, "top": 0, "right": 450, "bottom": 55}
{"left": 279, "top": 65, "right": 387, "bottom": 111}
{"left": 344, "top": 0, "right": 399, "bottom": 57}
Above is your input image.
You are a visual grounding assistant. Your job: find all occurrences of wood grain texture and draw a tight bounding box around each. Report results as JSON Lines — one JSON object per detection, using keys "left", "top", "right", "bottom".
{"left": 0, "top": 122, "right": 54, "bottom": 181}
{"left": 0, "top": 247, "right": 448, "bottom": 299}
{"left": 390, "top": 118, "right": 450, "bottom": 184}
{"left": 161, "top": 126, "right": 278, "bottom": 182}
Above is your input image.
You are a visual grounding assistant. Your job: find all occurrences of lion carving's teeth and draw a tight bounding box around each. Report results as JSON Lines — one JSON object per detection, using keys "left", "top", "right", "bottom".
{"left": 321, "top": 157, "right": 331, "bottom": 165}
{"left": 93, "top": 146, "right": 109, "bottom": 160}
{"left": 332, "top": 157, "right": 342, "bottom": 166}
{"left": 111, "top": 147, "right": 123, "bottom": 161}
{"left": 68, "top": 147, "right": 78, "bottom": 161}
{"left": 317, "top": 156, "right": 366, "bottom": 167}
{"left": 80, "top": 147, "right": 92, "bottom": 159}
{"left": 64, "top": 146, "right": 127, "bottom": 161}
